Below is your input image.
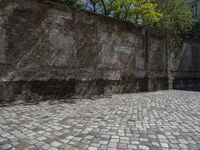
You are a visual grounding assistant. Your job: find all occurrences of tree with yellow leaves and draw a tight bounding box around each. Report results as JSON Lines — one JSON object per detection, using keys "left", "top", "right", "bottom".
{"left": 86, "top": 0, "right": 162, "bottom": 24}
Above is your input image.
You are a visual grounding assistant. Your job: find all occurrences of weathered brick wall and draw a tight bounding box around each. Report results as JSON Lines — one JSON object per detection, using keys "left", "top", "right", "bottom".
{"left": 1, "top": 0, "right": 198, "bottom": 100}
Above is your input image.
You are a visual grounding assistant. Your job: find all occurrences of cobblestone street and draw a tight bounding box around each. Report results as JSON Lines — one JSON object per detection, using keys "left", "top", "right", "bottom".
{"left": 0, "top": 90, "right": 200, "bottom": 150}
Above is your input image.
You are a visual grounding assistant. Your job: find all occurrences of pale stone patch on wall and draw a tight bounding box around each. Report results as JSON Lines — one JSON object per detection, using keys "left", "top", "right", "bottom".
{"left": 103, "top": 70, "right": 121, "bottom": 80}
{"left": 113, "top": 46, "right": 133, "bottom": 55}
{"left": 98, "top": 32, "right": 121, "bottom": 68}
{"left": 49, "top": 28, "right": 75, "bottom": 51}
{"left": 48, "top": 9, "right": 73, "bottom": 25}
{"left": 135, "top": 50, "right": 145, "bottom": 70}
{"left": 110, "top": 53, "right": 122, "bottom": 67}
{"left": 48, "top": 28, "right": 76, "bottom": 66}
{"left": 148, "top": 38, "right": 166, "bottom": 71}
{"left": 134, "top": 71, "right": 146, "bottom": 78}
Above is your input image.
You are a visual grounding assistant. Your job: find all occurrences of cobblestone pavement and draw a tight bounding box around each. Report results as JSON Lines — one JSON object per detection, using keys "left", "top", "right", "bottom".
{"left": 0, "top": 90, "right": 200, "bottom": 150}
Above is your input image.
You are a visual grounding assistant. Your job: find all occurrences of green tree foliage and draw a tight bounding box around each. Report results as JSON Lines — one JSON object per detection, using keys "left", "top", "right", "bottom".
{"left": 53, "top": 0, "right": 194, "bottom": 36}
{"left": 112, "top": 0, "right": 162, "bottom": 24}
{"left": 155, "top": 0, "right": 194, "bottom": 35}
{"left": 86, "top": 0, "right": 162, "bottom": 24}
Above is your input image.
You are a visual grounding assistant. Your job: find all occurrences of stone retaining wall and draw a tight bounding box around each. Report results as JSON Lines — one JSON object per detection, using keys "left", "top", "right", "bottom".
{"left": 0, "top": 0, "right": 199, "bottom": 101}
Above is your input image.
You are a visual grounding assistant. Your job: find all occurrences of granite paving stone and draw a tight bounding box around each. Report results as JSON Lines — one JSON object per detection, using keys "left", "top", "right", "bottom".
{"left": 0, "top": 90, "right": 200, "bottom": 149}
